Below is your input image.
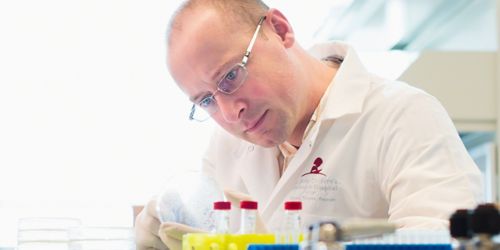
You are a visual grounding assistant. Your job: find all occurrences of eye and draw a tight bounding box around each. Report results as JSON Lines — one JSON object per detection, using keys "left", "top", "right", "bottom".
{"left": 224, "top": 68, "right": 238, "bottom": 81}
{"left": 219, "top": 65, "right": 244, "bottom": 93}
{"left": 198, "top": 95, "right": 215, "bottom": 108}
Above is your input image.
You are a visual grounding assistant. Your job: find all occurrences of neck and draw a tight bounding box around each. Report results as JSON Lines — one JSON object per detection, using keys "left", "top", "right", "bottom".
{"left": 287, "top": 50, "right": 337, "bottom": 147}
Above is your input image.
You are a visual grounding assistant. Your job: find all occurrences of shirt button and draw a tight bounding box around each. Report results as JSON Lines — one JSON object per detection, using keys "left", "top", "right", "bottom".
{"left": 248, "top": 145, "right": 254, "bottom": 152}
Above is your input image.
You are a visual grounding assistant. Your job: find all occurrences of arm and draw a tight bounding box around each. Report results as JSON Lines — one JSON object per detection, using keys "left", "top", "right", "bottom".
{"left": 378, "top": 91, "right": 482, "bottom": 229}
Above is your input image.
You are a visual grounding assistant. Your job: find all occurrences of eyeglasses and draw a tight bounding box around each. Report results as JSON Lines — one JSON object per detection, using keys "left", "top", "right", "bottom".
{"left": 189, "top": 16, "right": 266, "bottom": 122}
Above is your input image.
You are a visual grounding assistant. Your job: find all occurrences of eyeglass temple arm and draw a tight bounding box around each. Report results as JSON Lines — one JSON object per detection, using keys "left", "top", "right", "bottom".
{"left": 241, "top": 16, "right": 266, "bottom": 66}
{"left": 189, "top": 104, "right": 196, "bottom": 120}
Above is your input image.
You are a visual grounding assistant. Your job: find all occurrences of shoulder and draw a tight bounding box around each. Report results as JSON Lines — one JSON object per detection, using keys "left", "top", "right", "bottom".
{"left": 366, "top": 77, "right": 445, "bottom": 117}
{"left": 371, "top": 77, "right": 435, "bottom": 104}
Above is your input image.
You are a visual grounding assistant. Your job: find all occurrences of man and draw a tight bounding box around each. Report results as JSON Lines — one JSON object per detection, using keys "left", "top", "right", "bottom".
{"left": 135, "top": 0, "right": 482, "bottom": 249}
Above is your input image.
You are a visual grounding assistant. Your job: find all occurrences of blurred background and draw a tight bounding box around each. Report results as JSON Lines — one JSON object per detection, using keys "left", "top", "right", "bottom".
{"left": 0, "top": 0, "right": 498, "bottom": 247}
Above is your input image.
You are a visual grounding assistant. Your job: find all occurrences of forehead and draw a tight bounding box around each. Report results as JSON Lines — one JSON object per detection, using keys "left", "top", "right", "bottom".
{"left": 167, "top": 8, "right": 245, "bottom": 95}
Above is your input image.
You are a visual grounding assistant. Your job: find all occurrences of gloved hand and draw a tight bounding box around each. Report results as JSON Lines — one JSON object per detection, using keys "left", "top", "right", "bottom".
{"left": 135, "top": 198, "right": 168, "bottom": 250}
{"left": 152, "top": 189, "right": 269, "bottom": 250}
{"left": 158, "top": 222, "right": 208, "bottom": 250}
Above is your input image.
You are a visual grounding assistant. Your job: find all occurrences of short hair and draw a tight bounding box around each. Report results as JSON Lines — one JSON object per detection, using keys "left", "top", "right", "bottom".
{"left": 167, "top": 0, "right": 269, "bottom": 45}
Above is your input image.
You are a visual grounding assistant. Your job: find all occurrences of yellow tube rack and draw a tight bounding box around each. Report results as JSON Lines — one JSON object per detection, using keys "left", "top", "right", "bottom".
{"left": 182, "top": 233, "right": 276, "bottom": 250}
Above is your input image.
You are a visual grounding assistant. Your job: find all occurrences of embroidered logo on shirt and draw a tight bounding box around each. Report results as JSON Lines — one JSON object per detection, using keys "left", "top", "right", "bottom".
{"left": 302, "top": 157, "right": 326, "bottom": 176}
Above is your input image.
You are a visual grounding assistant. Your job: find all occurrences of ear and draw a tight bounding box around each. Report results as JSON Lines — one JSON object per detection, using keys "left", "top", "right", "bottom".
{"left": 265, "top": 8, "right": 295, "bottom": 48}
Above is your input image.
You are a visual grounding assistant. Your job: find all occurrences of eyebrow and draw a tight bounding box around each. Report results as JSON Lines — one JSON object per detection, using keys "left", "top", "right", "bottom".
{"left": 190, "top": 91, "right": 209, "bottom": 103}
{"left": 188, "top": 67, "right": 224, "bottom": 103}
{"left": 211, "top": 58, "right": 237, "bottom": 83}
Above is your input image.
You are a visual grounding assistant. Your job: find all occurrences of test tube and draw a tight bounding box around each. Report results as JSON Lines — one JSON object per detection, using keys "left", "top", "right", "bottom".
{"left": 239, "top": 200, "right": 258, "bottom": 234}
{"left": 282, "top": 201, "right": 302, "bottom": 243}
{"left": 213, "top": 201, "right": 231, "bottom": 234}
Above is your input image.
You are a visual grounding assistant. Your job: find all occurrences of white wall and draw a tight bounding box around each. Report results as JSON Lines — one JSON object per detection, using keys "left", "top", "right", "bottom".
{"left": 0, "top": 0, "right": 334, "bottom": 246}
{"left": 0, "top": 0, "right": 207, "bottom": 204}
{"left": 0, "top": 0, "right": 214, "bottom": 246}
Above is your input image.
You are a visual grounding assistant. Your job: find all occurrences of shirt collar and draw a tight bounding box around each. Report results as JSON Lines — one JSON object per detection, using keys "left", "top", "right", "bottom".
{"left": 308, "top": 41, "right": 372, "bottom": 121}
{"left": 274, "top": 42, "right": 373, "bottom": 171}
{"left": 277, "top": 42, "right": 372, "bottom": 164}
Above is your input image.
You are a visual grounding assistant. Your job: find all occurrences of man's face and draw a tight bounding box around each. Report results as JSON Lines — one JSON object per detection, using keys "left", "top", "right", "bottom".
{"left": 168, "top": 9, "right": 303, "bottom": 147}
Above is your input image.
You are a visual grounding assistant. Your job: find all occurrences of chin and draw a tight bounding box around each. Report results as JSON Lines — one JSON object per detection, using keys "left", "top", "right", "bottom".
{"left": 256, "top": 140, "right": 280, "bottom": 148}
{"left": 249, "top": 132, "right": 286, "bottom": 148}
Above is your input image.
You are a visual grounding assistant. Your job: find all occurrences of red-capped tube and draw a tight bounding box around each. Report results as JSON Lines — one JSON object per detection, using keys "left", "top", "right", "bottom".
{"left": 213, "top": 201, "right": 231, "bottom": 210}
{"left": 280, "top": 200, "right": 302, "bottom": 243}
{"left": 240, "top": 200, "right": 258, "bottom": 210}
{"left": 213, "top": 201, "right": 231, "bottom": 234}
{"left": 284, "top": 201, "right": 302, "bottom": 210}
{"left": 239, "top": 200, "right": 258, "bottom": 234}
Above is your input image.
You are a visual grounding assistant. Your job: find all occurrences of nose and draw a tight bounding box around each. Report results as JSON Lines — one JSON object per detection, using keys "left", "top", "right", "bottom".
{"left": 216, "top": 94, "right": 246, "bottom": 123}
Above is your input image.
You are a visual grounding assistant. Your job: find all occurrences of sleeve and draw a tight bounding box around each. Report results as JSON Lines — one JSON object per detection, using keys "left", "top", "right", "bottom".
{"left": 378, "top": 91, "right": 483, "bottom": 229}
{"left": 200, "top": 126, "right": 247, "bottom": 194}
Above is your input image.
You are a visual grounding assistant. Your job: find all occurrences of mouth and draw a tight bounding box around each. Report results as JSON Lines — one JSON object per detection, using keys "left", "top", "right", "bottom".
{"left": 245, "top": 110, "right": 268, "bottom": 134}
